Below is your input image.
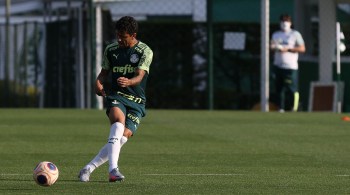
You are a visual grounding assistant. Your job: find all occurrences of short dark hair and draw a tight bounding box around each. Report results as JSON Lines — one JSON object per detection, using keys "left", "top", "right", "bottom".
{"left": 115, "top": 16, "right": 138, "bottom": 35}
{"left": 279, "top": 14, "right": 292, "bottom": 22}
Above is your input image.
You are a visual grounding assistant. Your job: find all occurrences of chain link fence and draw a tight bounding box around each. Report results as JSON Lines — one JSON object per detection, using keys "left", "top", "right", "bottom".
{"left": 0, "top": 5, "right": 94, "bottom": 108}
{"left": 1, "top": 0, "right": 349, "bottom": 111}
{"left": 0, "top": 22, "right": 45, "bottom": 107}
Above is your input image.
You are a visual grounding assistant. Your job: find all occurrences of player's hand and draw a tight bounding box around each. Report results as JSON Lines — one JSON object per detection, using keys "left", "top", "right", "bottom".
{"left": 95, "top": 86, "right": 106, "bottom": 97}
{"left": 271, "top": 44, "right": 287, "bottom": 52}
{"left": 278, "top": 46, "right": 289, "bottom": 53}
{"left": 117, "top": 77, "right": 130, "bottom": 87}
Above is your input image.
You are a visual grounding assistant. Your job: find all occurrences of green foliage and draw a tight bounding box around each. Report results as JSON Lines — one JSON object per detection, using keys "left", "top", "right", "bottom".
{"left": 0, "top": 109, "right": 350, "bottom": 194}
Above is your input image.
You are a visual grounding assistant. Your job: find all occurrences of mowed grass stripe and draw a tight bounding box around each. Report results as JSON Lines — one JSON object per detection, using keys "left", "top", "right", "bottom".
{"left": 0, "top": 109, "right": 350, "bottom": 194}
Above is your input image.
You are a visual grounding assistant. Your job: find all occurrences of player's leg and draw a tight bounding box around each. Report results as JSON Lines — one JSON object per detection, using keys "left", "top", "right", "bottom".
{"left": 286, "top": 69, "right": 299, "bottom": 111}
{"left": 292, "top": 92, "right": 300, "bottom": 111}
{"left": 78, "top": 143, "right": 108, "bottom": 182}
{"left": 78, "top": 98, "right": 127, "bottom": 182}
{"left": 274, "top": 67, "right": 284, "bottom": 112}
{"left": 109, "top": 106, "right": 143, "bottom": 182}
{"left": 107, "top": 106, "right": 126, "bottom": 182}
{"left": 109, "top": 127, "right": 132, "bottom": 182}
{"left": 78, "top": 132, "right": 129, "bottom": 182}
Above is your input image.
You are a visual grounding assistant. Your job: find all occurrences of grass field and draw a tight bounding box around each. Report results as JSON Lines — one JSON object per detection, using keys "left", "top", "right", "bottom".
{"left": 1, "top": 109, "right": 350, "bottom": 194}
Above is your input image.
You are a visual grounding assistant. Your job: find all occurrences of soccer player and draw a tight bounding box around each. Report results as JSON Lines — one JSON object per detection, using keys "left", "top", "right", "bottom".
{"left": 270, "top": 14, "right": 305, "bottom": 112}
{"left": 78, "top": 16, "right": 153, "bottom": 182}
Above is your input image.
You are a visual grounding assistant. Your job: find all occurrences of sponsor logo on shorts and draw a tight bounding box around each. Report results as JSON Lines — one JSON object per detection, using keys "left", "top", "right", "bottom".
{"left": 111, "top": 100, "right": 119, "bottom": 105}
{"left": 127, "top": 113, "right": 140, "bottom": 124}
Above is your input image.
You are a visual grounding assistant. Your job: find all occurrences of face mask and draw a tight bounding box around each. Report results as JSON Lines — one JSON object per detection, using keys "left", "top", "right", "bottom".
{"left": 280, "top": 21, "right": 291, "bottom": 31}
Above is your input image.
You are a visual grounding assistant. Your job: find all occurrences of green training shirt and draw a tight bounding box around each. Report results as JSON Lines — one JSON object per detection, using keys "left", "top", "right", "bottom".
{"left": 102, "top": 41, "right": 153, "bottom": 104}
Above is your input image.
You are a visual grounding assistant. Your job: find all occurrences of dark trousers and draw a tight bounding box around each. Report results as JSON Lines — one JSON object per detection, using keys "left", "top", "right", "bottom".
{"left": 273, "top": 66, "right": 299, "bottom": 111}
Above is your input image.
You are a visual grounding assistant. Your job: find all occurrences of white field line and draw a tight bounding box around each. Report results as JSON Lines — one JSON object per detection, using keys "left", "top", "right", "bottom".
{"left": 143, "top": 173, "right": 244, "bottom": 176}
{"left": 145, "top": 173, "right": 350, "bottom": 177}
{"left": 2, "top": 173, "right": 348, "bottom": 177}
{"left": 0, "top": 174, "right": 32, "bottom": 176}
{"left": 1, "top": 173, "right": 242, "bottom": 176}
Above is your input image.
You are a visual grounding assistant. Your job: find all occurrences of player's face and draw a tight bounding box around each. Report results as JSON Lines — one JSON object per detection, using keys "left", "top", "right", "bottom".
{"left": 116, "top": 31, "right": 136, "bottom": 48}
{"left": 280, "top": 20, "right": 292, "bottom": 32}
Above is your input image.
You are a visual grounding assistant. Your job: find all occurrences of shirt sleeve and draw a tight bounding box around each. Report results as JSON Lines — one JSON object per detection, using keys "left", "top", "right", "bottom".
{"left": 101, "top": 47, "right": 110, "bottom": 70}
{"left": 138, "top": 47, "right": 153, "bottom": 73}
{"left": 294, "top": 31, "right": 305, "bottom": 46}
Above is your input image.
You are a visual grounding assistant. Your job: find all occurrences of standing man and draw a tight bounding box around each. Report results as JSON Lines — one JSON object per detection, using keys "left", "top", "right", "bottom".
{"left": 271, "top": 14, "right": 305, "bottom": 112}
{"left": 78, "top": 16, "right": 153, "bottom": 182}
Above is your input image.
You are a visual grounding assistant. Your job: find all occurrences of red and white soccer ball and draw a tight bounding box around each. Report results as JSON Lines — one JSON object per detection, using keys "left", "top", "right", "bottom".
{"left": 33, "top": 161, "right": 59, "bottom": 187}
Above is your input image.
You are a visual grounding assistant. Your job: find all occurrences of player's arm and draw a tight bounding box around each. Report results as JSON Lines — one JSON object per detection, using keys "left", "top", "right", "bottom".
{"left": 288, "top": 32, "right": 306, "bottom": 53}
{"left": 270, "top": 40, "right": 283, "bottom": 51}
{"left": 95, "top": 69, "right": 109, "bottom": 96}
{"left": 117, "top": 47, "right": 152, "bottom": 88}
{"left": 117, "top": 68, "right": 146, "bottom": 87}
{"left": 277, "top": 42, "right": 305, "bottom": 53}
{"left": 287, "top": 44, "right": 305, "bottom": 53}
{"left": 97, "top": 45, "right": 112, "bottom": 96}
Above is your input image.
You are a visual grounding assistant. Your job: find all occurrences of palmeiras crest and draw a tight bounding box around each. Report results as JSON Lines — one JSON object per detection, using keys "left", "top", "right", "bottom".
{"left": 130, "top": 54, "right": 139, "bottom": 63}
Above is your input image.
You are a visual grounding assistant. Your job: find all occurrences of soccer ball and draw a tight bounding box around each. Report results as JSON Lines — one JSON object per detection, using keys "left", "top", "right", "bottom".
{"left": 33, "top": 161, "right": 59, "bottom": 186}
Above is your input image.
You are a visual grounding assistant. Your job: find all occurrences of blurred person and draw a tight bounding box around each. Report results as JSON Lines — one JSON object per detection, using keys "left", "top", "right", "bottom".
{"left": 270, "top": 14, "right": 305, "bottom": 112}
{"left": 78, "top": 16, "right": 153, "bottom": 182}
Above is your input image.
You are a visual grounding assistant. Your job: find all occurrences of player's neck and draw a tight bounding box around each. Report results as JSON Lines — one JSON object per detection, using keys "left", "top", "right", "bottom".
{"left": 129, "top": 40, "right": 139, "bottom": 48}
{"left": 282, "top": 29, "right": 292, "bottom": 33}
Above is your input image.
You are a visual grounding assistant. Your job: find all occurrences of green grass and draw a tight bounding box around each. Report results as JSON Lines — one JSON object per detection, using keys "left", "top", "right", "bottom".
{"left": 1, "top": 109, "right": 350, "bottom": 194}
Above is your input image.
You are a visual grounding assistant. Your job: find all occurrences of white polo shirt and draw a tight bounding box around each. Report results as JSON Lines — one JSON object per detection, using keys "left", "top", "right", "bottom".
{"left": 272, "top": 30, "right": 304, "bottom": 70}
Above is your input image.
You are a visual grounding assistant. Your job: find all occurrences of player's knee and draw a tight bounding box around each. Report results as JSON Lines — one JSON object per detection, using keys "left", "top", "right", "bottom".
{"left": 108, "top": 107, "right": 125, "bottom": 124}
{"left": 124, "top": 129, "right": 133, "bottom": 138}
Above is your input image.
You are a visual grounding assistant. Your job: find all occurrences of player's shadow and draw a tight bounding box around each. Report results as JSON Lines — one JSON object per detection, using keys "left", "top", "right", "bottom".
{"left": 0, "top": 178, "right": 28, "bottom": 181}
{"left": 58, "top": 179, "right": 111, "bottom": 183}
{"left": 0, "top": 178, "right": 36, "bottom": 191}
{"left": 0, "top": 178, "right": 119, "bottom": 183}
{"left": 0, "top": 189, "right": 36, "bottom": 191}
